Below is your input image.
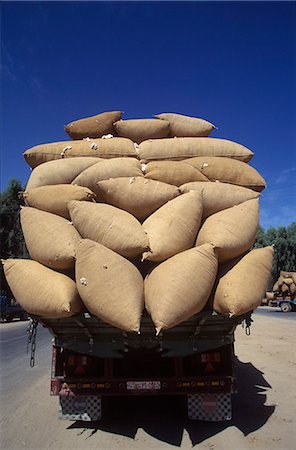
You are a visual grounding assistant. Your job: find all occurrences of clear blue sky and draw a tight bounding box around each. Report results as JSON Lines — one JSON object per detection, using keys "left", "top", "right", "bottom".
{"left": 1, "top": 1, "right": 296, "bottom": 230}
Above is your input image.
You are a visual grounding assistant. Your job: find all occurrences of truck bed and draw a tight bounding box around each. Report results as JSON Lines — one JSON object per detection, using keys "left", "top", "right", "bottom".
{"left": 38, "top": 310, "right": 252, "bottom": 358}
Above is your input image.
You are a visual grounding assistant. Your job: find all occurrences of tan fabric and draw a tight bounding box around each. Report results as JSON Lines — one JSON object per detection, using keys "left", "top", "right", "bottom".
{"left": 26, "top": 157, "right": 100, "bottom": 191}
{"left": 196, "top": 199, "right": 259, "bottom": 262}
{"left": 155, "top": 113, "right": 216, "bottom": 137}
{"left": 266, "top": 292, "right": 275, "bottom": 300}
{"left": 280, "top": 271, "right": 296, "bottom": 283}
{"left": 20, "top": 207, "right": 81, "bottom": 270}
{"left": 69, "top": 201, "right": 149, "bottom": 258}
{"left": 213, "top": 246, "right": 274, "bottom": 316}
{"left": 290, "top": 283, "right": 296, "bottom": 294}
{"left": 278, "top": 276, "right": 284, "bottom": 286}
{"left": 23, "top": 137, "right": 136, "bottom": 168}
{"left": 75, "top": 239, "right": 144, "bottom": 332}
{"left": 144, "top": 244, "right": 218, "bottom": 334}
{"left": 23, "top": 185, "right": 96, "bottom": 219}
{"left": 2, "top": 259, "right": 82, "bottom": 317}
{"left": 273, "top": 281, "right": 279, "bottom": 291}
{"left": 283, "top": 277, "right": 293, "bottom": 286}
{"left": 144, "top": 160, "right": 208, "bottom": 186}
{"left": 64, "top": 111, "right": 122, "bottom": 139}
{"left": 184, "top": 157, "right": 266, "bottom": 192}
{"left": 179, "top": 182, "right": 260, "bottom": 218}
{"left": 96, "top": 177, "right": 180, "bottom": 221}
{"left": 281, "top": 284, "right": 289, "bottom": 294}
{"left": 114, "top": 119, "right": 170, "bottom": 143}
{"left": 72, "top": 157, "right": 143, "bottom": 193}
{"left": 138, "top": 137, "right": 253, "bottom": 163}
{"left": 142, "top": 192, "right": 203, "bottom": 262}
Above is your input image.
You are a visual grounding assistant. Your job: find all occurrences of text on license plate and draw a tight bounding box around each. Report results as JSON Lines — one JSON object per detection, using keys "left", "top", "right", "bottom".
{"left": 126, "top": 381, "right": 161, "bottom": 390}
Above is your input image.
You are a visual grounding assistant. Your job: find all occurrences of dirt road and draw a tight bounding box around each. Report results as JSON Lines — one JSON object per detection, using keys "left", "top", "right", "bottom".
{"left": 1, "top": 312, "right": 295, "bottom": 449}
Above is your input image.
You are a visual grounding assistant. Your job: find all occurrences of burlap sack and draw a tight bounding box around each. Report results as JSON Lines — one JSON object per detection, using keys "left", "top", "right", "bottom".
{"left": 75, "top": 239, "right": 144, "bottom": 332}
{"left": 184, "top": 157, "right": 266, "bottom": 192}
{"left": 2, "top": 259, "right": 82, "bottom": 317}
{"left": 281, "top": 284, "right": 289, "bottom": 294}
{"left": 266, "top": 292, "right": 275, "bottom": 301}
{"left": 273, "top": 281, "right": 279, "bottom": 291}
{"left": 143, "top": 161, "right": 208, "bottom": 186}
{"left": 96, "top": 177, "right": 180, "bottom": 221}
{"left": 23, "top": 137, "right": 136, "bottom": 168}
{"left": 278, "top": 276, "right": 284, "bottom": 286}
{"left": 155, "top": 113, "right": 216, "bottom": 137}
{"left": 23, "top": 185, "right": 96, "bottom": 219}
{"left": 142, "top": 192, "right": 203, "bottom": 262}
{"left": 213, "top": 247, "right": 274, "bottom": 316}
{"left": 144, "top": 244, "right": 218, "bottom": 334}
{"left": 179, "top": 182, "right": 260, "bottom": 218}
{"left": 26, "top": 157, "right": 100, "bottom": 191}
{"left": 138, "top": 137, "right": 253, "bottom": 163}
{"left": 283, "top": 277, "right": 294, "bottom": 286}
{"left": 113, "top": 119, "right": 170, "bottom": 143}
{"left": 64, "top": 111, "right": 122, "bottom": 139}
{"left": 20, "top": 207, "right": 81, "bottom": 269}
{"left": 72, "top": 157, "right": 143, "bottom": 194}
{"left": 196, "top": 199, "right": 259, "bottom": 262}
{"left": 69, "top": 200, "right": 149, "bottom": 258}
{"left": 280, "top": 271, "right": 296, "bottom": 283}
{"left": 290, "top": 283, "right": 296, "bottom": 295}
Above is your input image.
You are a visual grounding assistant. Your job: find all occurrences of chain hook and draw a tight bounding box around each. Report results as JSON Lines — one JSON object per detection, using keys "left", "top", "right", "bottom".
{"left": 27, "top": 318, "right": 38, "bottom": 367}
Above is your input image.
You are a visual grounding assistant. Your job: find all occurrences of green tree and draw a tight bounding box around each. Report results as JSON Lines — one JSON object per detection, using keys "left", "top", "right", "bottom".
{"left": 0, "top": 179, "right": 28, "bottom": 259}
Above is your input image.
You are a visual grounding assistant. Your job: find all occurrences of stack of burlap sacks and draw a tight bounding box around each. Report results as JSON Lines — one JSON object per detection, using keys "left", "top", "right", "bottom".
{"left": 2, "top": 111, "right": 274, "bottom": 334}
{"left": 266, "top": 271, "right": 296, "bottom": 301}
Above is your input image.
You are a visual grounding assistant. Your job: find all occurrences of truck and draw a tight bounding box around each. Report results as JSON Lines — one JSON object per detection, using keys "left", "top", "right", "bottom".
{"left": 269, "top": 297, "right": 296, "bottom": 312}
{"left": 0, "top": 290, "right": 29, "bottom": 322}
{"left": 29, "top": 309, "right": 252, "bottom": 422}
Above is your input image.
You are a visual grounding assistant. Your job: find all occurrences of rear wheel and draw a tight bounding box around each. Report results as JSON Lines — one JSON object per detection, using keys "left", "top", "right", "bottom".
{"left": 280, "top": 302, "right": 292, "bottom": 313}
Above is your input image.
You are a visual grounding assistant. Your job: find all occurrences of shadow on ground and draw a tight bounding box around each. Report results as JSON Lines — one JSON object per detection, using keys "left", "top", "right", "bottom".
{"left": 68, "top": 357, "right": 275, "bottom": 447}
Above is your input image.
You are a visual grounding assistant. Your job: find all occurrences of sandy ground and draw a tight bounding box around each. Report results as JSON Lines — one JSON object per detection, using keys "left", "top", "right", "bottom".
{"left": 1, "top": 312, "right": 295, "bottom": 450}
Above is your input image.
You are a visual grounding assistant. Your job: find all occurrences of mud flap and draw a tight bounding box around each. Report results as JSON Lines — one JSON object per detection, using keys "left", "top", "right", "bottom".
{"left": 187, "top": 393, "right": 232, "bottom": 421}
{"left": 59, "top": 395, "right": 102, "bottom": 421}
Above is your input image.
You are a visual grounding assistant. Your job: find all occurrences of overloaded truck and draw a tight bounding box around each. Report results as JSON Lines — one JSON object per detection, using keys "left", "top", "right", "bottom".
{"left": 3, "top": 110, "right": 273, "bottom": 423}
{"left": 29, "top": 309, "right": 252, "bottom": 422}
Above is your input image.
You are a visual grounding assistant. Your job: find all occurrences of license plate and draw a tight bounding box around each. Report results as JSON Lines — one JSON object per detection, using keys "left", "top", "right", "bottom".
{"left": 126, "top": 381, "right": 161, "bottom": 390}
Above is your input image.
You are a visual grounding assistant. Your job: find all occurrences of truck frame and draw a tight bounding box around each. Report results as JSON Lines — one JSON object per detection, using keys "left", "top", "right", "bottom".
{"left": 34, "top": 310, "right": 252, "bottom": 422}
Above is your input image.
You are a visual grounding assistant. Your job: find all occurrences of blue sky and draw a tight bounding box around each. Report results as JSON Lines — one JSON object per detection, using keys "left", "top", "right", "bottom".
{"left": 1, "top": 1, "right": 295, "bottom": 230}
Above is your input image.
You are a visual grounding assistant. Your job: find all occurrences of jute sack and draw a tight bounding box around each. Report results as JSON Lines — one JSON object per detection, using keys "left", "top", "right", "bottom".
{"left": 75, "top": 239, "right": 144, "bottom": 332}
{"left": 266, "top": 292, "right": 275, "bottom": 301}
{"left": 155, "top": 113, "right": 216, "bottom": 137}
{"left": 20, "top": 207, "right": 81, "bottom": 270}
{"left": 72, "top": 157, "right": 143, "bottom": 194}
{"left": 26, "top": 157, "right": 101, "bottom": 191}
{"left": 281, "top": 284, "right": 289, "bottom": 294}
{"left": 138, "top": 137, "right": 253, "bottom": 163}
{"left": 96, "top": 177, "right": 180, "bottom": 221}
{"left": 64, "top": 111, "right": 122, "bottom": 139}
{"left": 144, "top": 244, "right": 218, "bottom": 334}
{"left": 113, "top": 119, "right": 170, "bottom": 143}
{"left": 273, "top": 281, "right": 279, "bottom": 291}
{"left": 179, "top": 182, "right": 260, "bottom": 218}
{"left": 2, "top": 259, "right": 82, "bottom": 317}
{"left": 213, "top": 247, "right": 274, "bottom": 317}
{"left": 282, "top": 277, "right": 294, "bottom": 286}
{"left": 142, "top": 192, "right": 203, "bottom": 262}
{"left": 184, "top": 157, "right": 266, "bottom": 192}
{"left": 277, "top": 276, "right": 284, "bottom": 286}
{"left": 196, "top": 199, "right": 259, "bottom": 262}
{"left": 290, "top": 283, "right": 296, "bottom": 295}
{"left": 143, "top": 160, "right": 208, "bottom": 186}
{"left": 280, "top": 271, "right": 296, "bottom": 283}
{"left": 23, "top": 137, "right": 136, "bottom": 168}
{"left": 69, "top": 200, "right": 150, "bottom": 258}
{"left": 23, "top": 185, "right": 96, "bottom": 219}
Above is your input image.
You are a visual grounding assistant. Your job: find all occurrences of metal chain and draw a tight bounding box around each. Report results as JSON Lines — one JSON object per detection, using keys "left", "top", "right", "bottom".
{"left": 27, "top": 318, "right": 38, "bottom": 367}
{"left": 244, "top": 314, "right": 253, "bottom": 336}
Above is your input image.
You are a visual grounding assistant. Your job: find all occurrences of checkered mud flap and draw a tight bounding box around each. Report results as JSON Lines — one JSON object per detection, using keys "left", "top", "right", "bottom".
{"left": 187, "top": 393, "right": 232, "bottom": 421}
{"left": 59, "top": 395, "right": 102, "bottom": 421}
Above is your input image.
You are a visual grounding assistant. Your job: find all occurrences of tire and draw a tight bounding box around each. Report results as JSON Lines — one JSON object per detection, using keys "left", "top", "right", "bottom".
{"left": 280, "top": 302, "right": 292, "bottom": 313}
